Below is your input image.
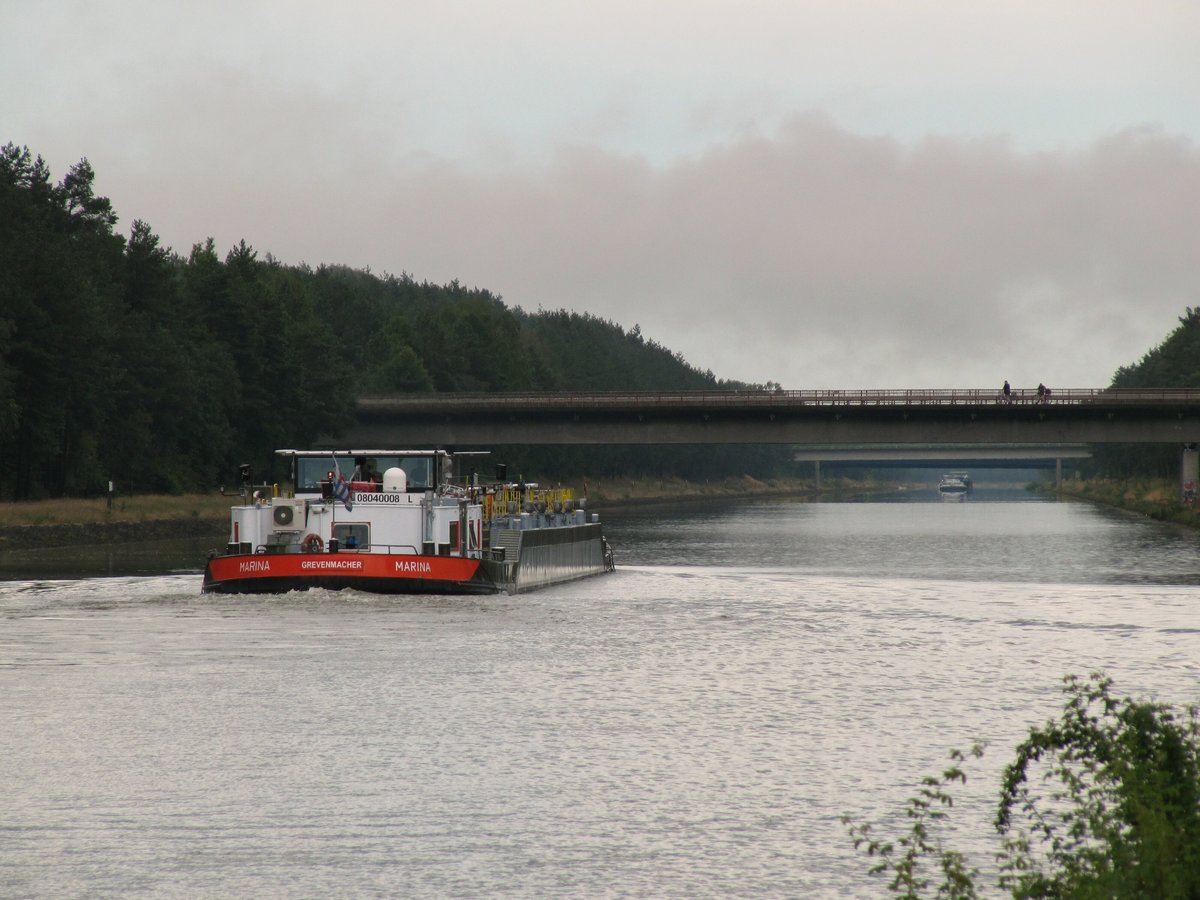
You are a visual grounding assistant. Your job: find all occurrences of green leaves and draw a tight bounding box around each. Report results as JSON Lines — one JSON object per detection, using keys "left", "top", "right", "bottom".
{"left": 997, "top": 673, "right": 1200, "bottom": 899}
{"left": 847, "top": 674, "right": 1200, "bottom": 899}
{"left": 844, "top": 744, "right": 984, "bottom": 899}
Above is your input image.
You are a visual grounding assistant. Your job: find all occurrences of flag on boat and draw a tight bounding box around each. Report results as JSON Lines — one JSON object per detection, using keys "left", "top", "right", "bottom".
{"left": 331, "top": 455, "right": 353, "bottom": 511}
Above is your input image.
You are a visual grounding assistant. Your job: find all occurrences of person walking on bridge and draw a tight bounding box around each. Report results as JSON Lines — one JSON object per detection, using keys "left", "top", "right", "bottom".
{"left": 1002, "top": 380, "right": 1012, "bottom": 403}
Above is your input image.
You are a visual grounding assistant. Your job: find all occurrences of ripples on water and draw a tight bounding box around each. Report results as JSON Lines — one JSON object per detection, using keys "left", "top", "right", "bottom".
{"left": 3, "top": 496, "right": 1200, "bottom": 897}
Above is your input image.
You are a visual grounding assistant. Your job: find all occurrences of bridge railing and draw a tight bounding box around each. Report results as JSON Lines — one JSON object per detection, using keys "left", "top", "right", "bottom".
{"left": 358, "top": 388, "right": 1200, "bottom": 411}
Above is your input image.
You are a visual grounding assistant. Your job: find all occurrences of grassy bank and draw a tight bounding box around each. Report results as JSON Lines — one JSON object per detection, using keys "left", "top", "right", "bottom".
{"left": 1044, "top": 477, "right": 1200, "bottom": 528}
{"left": 0, "top": 471, "right": 905, "bottom": 529}
{"left": 0, "top": 493, "right": 236, "bottom": 528}
{"left": 0, "top": 479, "right": 817, "bottom": 529}
{"left": 9, "top": 478, "right": 1194, "bottom": 541}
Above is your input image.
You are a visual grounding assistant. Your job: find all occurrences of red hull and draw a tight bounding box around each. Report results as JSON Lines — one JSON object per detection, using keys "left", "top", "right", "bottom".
{"left": 203, "top": 552, "right": 494, "bottom": 595}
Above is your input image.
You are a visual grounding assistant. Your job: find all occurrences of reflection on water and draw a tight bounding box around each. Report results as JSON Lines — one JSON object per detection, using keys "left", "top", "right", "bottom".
{"left": 0, "top": 535, "right": 222, "bottom": 580}
{"left": 608, "top": 492, "right": 1200, "bottom": 585}
{"left": 3, "top": 494, "right": 1200, "bottom": 897}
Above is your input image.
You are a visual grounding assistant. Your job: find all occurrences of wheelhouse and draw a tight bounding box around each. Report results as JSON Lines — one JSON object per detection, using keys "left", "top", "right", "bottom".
{"left": 282, "top": 449, "right": 450, "bottom": 497}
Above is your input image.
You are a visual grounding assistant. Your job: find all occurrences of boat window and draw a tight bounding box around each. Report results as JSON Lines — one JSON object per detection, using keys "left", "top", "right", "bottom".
{"left": 333, "top": 523, "right": 370, "bottom": 551}
{"left": 404, "top": 457, "right": 434, "bottom": 490}
{"left": 296, "top": 458, "right": 334, "bottom": 491}
{"left": 292, "top": 455, "right": 436, "bottom": 493}
{"left": 371, "top": 456, "right": 434, "bottom": 491}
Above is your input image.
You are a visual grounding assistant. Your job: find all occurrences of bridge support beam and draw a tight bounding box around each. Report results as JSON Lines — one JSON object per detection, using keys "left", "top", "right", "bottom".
{"left": 814, "top": 460, "right": 821, "bottom": 495}
{"left": 1056, "top": 458, "right": 1062, "bottom": 491}
{"left": 1182, "top": 445, "right": 1198, "bottom": 505}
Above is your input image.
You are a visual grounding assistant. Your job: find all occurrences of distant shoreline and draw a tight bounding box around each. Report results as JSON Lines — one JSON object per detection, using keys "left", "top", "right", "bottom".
{"left": 1037, "top": 477, "right": 1200, "bottom": 529}
{"left": 0, "top": 476, "right": 847, "bottom": 551}
{"left": 5, "top": 479, "right": 1194, "bottom": 557}
{"left": 7, "top": 471, "right": 1009, "bottom": 553}
{"left": 0, "top": 518, "right": 229, "bottom": 552}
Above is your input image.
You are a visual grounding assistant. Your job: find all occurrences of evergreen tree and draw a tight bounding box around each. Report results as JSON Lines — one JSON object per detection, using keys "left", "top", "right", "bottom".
{"left": 0, "top": 143, "right": 797, "bottom": 497}
{"left": 1092, "top": 307, "right": 1200, "bottom": 477}
{"left": 0, "top": 146, "right": 124, "bottom": 497}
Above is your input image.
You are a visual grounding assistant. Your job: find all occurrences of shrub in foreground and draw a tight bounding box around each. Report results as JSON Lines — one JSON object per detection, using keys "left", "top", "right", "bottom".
{"left": 844, "top": 673, "right": 1200, "bottom": 898}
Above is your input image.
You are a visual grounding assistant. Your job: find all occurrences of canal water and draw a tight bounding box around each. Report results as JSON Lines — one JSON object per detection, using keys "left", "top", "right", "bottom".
{"left": 3, "top": 492, "right": 1199, "bottom": 898}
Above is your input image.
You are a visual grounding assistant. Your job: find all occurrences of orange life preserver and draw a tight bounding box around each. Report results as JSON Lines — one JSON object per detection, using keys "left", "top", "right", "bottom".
{"left": 300, "top": 533, "right": 324, "bottom": 554}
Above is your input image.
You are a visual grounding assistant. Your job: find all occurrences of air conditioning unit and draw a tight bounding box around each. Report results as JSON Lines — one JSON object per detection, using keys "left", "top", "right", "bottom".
{"left": 271, "top": 500, "right": 306, "bottom": 529}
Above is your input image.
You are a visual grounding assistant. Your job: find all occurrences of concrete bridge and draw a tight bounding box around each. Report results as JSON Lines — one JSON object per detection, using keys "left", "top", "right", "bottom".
{"left": 791, "top": 444, "right": 1093, "bottom": 489}
{"left": 347, "top": 388, "right": 1200, "bottom": 446}
{"left": 791, "top": 445, "right": 1092, "bottom": 467}
{"left": 340, "top": 388, "right": 1200, "bottom": 495}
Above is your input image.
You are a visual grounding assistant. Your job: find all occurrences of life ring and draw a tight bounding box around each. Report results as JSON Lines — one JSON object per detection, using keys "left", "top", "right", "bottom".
{"left": 300, "top": 533, "right": 324, "bottom": 554}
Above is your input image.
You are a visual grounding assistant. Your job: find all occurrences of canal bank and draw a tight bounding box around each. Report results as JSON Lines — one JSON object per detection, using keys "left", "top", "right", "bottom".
{"left": 0, "top": 518, "right": 229, "bottom": 552}
{"left": 1040, "top": 476, "right": 1200, "bottom": 529}
{"left": 0, "top": 473, "right": 923, "bottom": 552}
{"left": 0, "top": 494, "right": 233, "bottom": 551}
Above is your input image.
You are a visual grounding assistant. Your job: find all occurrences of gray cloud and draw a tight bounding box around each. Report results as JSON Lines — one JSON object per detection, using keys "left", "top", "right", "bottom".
{"left": 57, "top": 115, "right": 1200, "bottom": 390}
{"left": 8, "top": 4, "right": 1199, "bottom": 389}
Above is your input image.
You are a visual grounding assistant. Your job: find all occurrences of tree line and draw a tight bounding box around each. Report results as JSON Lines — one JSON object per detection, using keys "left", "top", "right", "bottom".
{"left": 1089, "top": 307, "right": 1200, "bottom": 478}
{"left": 0, "top": 143, "right": 791, "bottom": 500}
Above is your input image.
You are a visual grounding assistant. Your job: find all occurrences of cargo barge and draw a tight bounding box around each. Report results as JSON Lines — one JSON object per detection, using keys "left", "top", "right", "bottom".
{"left": 202, "top": 449, "right": 613, "bottom": 595}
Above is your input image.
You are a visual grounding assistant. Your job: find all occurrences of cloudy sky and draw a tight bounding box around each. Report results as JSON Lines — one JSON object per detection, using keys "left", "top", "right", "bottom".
{"left": 4, "top": 1, "right": 1199, "bottom": 389}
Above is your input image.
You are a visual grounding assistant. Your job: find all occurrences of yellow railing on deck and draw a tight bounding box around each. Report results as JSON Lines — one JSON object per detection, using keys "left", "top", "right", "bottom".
{"left": 484, "top": 486, "right": 577, "bottom": 522}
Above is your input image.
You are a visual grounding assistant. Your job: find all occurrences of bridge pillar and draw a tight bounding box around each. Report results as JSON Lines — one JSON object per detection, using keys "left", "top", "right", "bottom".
{"left": 814, "top": 460, "right": 821, "bottom": 495}
{"left": 1055, "top": 458, "right": 1062, "bottom": 491}
{"left": 1182, "top": 445, "right": 1198, "bottom": 506}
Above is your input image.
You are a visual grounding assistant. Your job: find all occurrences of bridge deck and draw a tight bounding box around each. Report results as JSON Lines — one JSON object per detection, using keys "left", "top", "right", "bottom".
{"left": 344, "top": 389, "right": 1200, "bottom": 446}
{"left": 359, "top": 388, "right": 1200, "bottom": 412}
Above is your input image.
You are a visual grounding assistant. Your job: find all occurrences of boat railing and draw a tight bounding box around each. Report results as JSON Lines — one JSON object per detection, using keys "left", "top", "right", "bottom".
{"left": 484, "top": 486, "right": 578, "bottom": 522}
{"left": 333, "top": 543, "right": 421, "bottom": 555}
